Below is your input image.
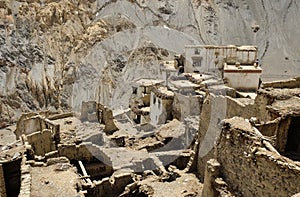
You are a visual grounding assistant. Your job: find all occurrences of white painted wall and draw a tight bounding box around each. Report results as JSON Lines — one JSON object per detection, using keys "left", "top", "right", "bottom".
{"left": 150, "top": 92, "right": 173, "bottom": 125}
{"left": 224, "top": 72, "right": 261, "bottom": 91}
{"left": 236, "top": 50, "right": 256, "bottom": 65}
{"left": 185, "top": 46, "right": 207, "bottom": 73}
{"left": 185, "top": 45, "right": 258, "bottom": 73}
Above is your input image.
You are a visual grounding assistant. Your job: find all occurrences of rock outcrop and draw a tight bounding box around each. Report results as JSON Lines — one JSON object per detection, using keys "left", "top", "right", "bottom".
{"left": 1, "top": 0, "right": 300, "bottom": 123}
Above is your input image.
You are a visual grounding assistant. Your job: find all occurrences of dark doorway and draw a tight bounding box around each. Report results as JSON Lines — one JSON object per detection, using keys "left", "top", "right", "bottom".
{"left": 3, "top": 159, "right": 21, "bottom": 197}
{"left": 134, "top": 115, "right": 141, "bottom": 124}
{"left": 285, "top": 116, "right": 300, "bottom": 153}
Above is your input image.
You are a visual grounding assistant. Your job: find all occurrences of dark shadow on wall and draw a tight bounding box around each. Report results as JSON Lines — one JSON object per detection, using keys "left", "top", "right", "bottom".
{"left": 3, "top": 159, "right": 21, "bottom": 197}
{"left": 285, "top": 116, "right": 300, "bottom": 156}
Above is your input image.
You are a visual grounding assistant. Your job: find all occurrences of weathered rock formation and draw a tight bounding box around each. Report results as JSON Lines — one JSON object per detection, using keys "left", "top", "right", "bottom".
{"left": 1, "top": 0, "right": 300, "bottom": 124}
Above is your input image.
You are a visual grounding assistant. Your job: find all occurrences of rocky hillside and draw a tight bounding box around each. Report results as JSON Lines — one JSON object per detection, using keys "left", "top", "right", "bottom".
{"left": 0, "top": 0, "right": 299, "bottom": 124}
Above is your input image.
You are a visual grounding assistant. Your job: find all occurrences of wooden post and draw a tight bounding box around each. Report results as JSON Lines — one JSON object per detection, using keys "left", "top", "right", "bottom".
{"left": 78, "top": 161, "right": 92, "bottom": 185}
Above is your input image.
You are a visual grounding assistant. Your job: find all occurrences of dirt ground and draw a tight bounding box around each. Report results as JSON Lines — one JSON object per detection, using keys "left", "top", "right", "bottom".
{"left": 136, "top": 171, "right": 203, "bottom": 197}
{"left": 30, "top": 164, "right": 79, "bottom": 197}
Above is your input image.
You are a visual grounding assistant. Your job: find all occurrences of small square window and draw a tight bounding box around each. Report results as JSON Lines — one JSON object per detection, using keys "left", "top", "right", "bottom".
{"left": 132, "top": 87, "right": 137, "bottom": 94}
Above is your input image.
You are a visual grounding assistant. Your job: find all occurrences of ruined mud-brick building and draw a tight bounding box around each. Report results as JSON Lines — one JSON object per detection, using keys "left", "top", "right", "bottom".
{"left": 125, "top": 45, "right": 300, "bottom": 196}
{"left": 0, "top": 43, "right": 299, "bottom": 197}
{"left": 0, "top": 107, "right": 123, "bottom": 197}
{"left": 0, "top": 99, "right": 197, "bottom": 196}
{"left": 129, "top": 79, "right": 164, "bottom": 124}
{"left": 198, "top": 77, "right": 300, "bottom": 197}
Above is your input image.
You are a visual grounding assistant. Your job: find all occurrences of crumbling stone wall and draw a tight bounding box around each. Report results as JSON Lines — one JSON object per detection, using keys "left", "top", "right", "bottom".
{"left": 16, "top": 114, "right": 60, "bottom": 158}
{"left": 271, "top": 117, "right": 291, "bottom": 153}
{"left": 253, "top": 91, "right": 275, "bottom": 122}
{"left": 15, "top": 113, "right": 60, "bottom": 146}
{"left": 26, "top": 129, "right": 55, "bottom": 156}
{"left": 97, "top": 103, "right": 118, "bottom": 135}
{"left": 254, "top": 117, "right": 290, "bottom": 152}
{"left": 15, "top": 113, "right": 40, "bottom": 137}
{"left": 225, "top": 96, "right": 255, "bottom": 119}
{"left": 255, "top": 85, "right": 300, "bottom": 156}
{"left": 86, "top": 172, "right": 133, "bottom": 197}
{"left": 19, "top": 156, "right": 31, "bottom": 197}
{"left": 215, "top": 118, "right": 300, "bottom": 197}
{"left": 255, "top": 117, "right": 280, "bottom": 137}
{"left": 202, "top": 159, "right": 235, "bottom": 197}
{"left": 80, "top": 101, "right": 118, "bottom": 135}
{"left": 85, "top": 163, "right": 113, "bottom": 180}
{"left": 150, "top": 92, "right": 173, "bottom": 125}
{"left": 254, "top": 83, "right": 300, "bottom": 122}
{"left": 23, "top": 117, "right": 42, "bottom": 135}
{"left": 81, "top": 101, "right": 99, "bottom": 122}
{"left": 197, "top": 91, "right": 282, "bottom": 180}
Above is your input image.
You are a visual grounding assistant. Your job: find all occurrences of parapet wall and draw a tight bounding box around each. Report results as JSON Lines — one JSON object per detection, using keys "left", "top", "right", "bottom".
{"left": 262, "top": 77, "right": 300, "bottom": 89}
{"left": 215, "top": 117, "right": 300, "bottom": 197}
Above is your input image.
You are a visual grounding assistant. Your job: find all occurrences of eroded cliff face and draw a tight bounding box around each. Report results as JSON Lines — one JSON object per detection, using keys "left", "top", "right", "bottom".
{"left": 0, "top": 0, "right": 299, "bottom": 124}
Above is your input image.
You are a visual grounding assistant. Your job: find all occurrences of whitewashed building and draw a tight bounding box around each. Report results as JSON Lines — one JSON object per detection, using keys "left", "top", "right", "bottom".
{"left": 184, "top": 45, "right": 262, "bottom": 91}
{"left": 150, "top": 87, "right": 174, "bottom": 125}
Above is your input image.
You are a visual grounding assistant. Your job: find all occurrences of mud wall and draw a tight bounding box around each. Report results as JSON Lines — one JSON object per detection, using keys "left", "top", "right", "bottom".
{"left": 225, "top": 96, "right": 255, "bottom": 119}
{"left": 15, "top": 114, "right": 60, "bottom": 146}
{"left": 26, "top": 129, "right": 55, "bottom": 156}
{"left": 86, "top": 172, "right": 133, "bottom": 197}
{"left": 97, "top": 103, "right": 119, "bottom": 134}
{"left": 215, "top": 118, "right": 300, "bottom": 197}
{"left": 19, "top": 156, "right": 31, "bottom": 197}
{"left": 172, "top": 93, "right": 202, "bottom": 121}
{"left": 262, "top": 77, "right": 300, "bottom": 89}
{"left": 197, "top": 94, "right": 225, "bottom": 180}
{"left": 197, "top": 93, "right": 254, "bottom": 180}
{"left": 58, "top": 143, "right": 112, "bottom": 166}
{"left": 80, "top": 101, "right": 118, "bottom": 134}
{"left": 202, "top": 159, "right": 235, "bottom": 197}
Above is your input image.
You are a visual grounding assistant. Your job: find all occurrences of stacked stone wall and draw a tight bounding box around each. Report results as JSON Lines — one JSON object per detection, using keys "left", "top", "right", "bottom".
{"left": 215, "top": 118, "right": 300, "bottom": 197}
